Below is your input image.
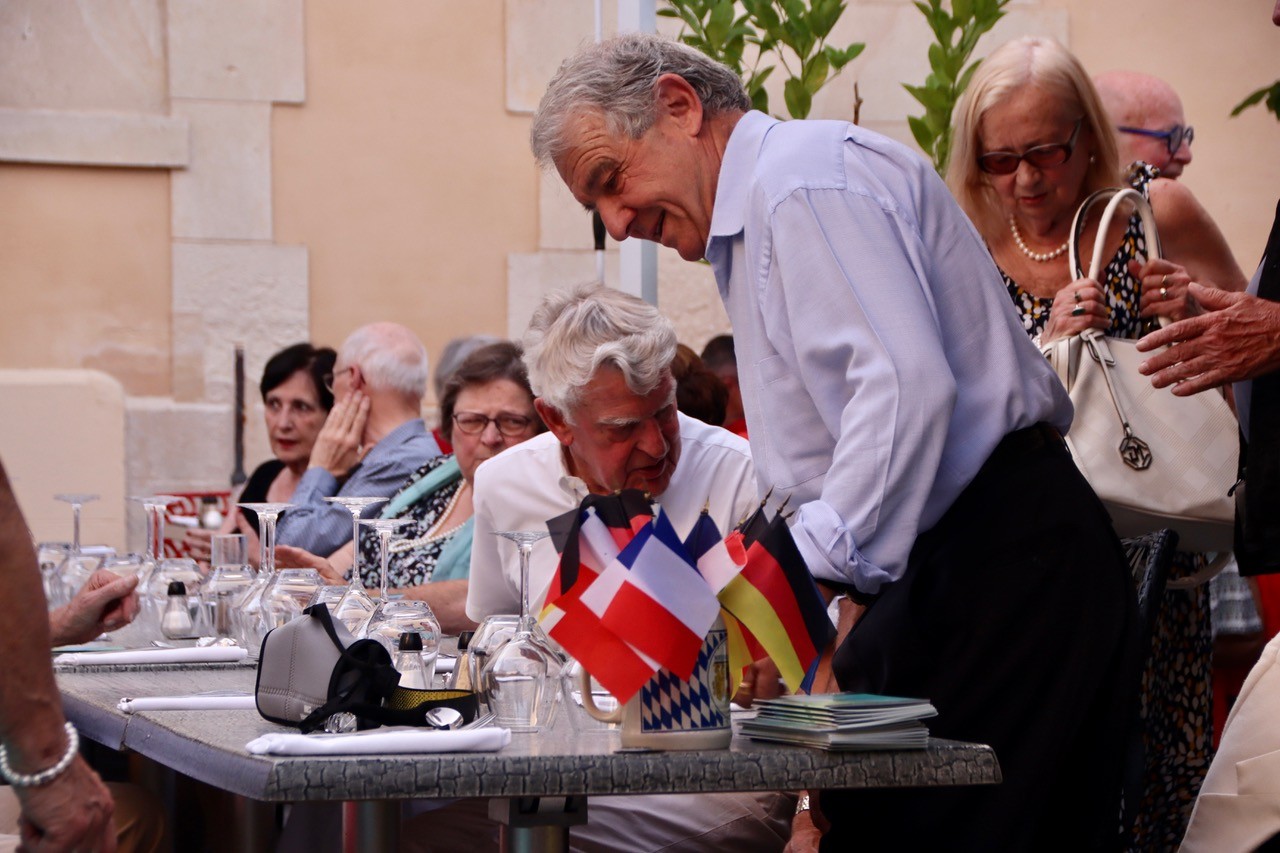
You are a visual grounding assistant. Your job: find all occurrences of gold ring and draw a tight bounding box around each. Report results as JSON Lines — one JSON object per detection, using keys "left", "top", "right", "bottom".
{"left": 1161, "top": 287, "right": 1169, "bottom": 300}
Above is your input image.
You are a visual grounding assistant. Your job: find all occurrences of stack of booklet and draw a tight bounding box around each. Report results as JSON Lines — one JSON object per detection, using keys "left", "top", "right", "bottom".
{"left": 740, "top": 693, "right": 937, "bottom": 751}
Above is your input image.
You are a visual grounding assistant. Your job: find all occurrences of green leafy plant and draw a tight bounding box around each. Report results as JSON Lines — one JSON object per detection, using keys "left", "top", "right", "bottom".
{"left": 660, "top": 0, "right": 865, "bottom": 120}
{"left": 903, "top": 0, "right": 1009, "bottom": 174}
{"left": 1231, "top": 81, "right": 1280, "bottom": 121}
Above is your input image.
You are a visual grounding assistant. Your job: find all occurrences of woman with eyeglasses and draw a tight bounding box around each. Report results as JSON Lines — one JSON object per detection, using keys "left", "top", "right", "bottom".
{"left": 276, "top": 341, "right": 544, "bottom": 633}
{"left": 948, "top": 37, "right": 1245, "bottom": 849}
{"left": 948, "top": 37, "right": 1244, "bottom": 346}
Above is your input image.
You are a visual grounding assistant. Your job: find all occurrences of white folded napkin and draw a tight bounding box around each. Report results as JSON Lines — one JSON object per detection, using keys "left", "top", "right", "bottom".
{"left": 245, "top": 726, "right": 511, "bottom": 756}
{"left": 55, "top": 646, "right": 248, "bottom": 666}
{"left": 118, "top": 694, "right": 257, "bottom": 713}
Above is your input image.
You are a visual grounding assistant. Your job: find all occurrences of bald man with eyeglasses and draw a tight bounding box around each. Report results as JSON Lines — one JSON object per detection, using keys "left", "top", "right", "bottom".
{"left": 1095, "top": 71, "right": 1194, "bottom": 180}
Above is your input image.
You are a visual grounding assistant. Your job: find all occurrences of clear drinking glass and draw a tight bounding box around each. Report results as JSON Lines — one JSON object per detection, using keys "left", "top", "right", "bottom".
{"left": 360, "top": 518, "right": 442, "bottom": 666}
{"left": 50, "top": 493, "right": 103, "bottom": 607}
{"left": 36, "top": 542, "right": 71, "bottom": 606}
{"left": 102, "top": 553, "right": 146, "bottom": 578}
{"left": 261, "top": 568, "right": 323, "bottom": 632}
{"left": 469, "top": 614, "right": 520, "bottom": 703}
{"left": 481, "top": 531, "right": 561, "bottom": 731}
{"left": 143, "top": 558, "right": 204, "bottom": 632}
{"left": 200, "top": 534, "right": 256, "bottom": 638}
{"left": 560, "top": 657, "right": 618, "bottom": 732}
{"left": 235, "top": 502, "right": 292, "bottom": 657}
{"left": 323, "top": 496, "right": 387, "bottom": 632}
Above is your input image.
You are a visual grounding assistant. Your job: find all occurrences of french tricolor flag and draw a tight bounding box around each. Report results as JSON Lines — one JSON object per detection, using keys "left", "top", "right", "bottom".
{"left": 582, "top": 509, "right": 721, "bottom": 681}
{"left": 543, "top": 507, "right": 658, "bottom": 701}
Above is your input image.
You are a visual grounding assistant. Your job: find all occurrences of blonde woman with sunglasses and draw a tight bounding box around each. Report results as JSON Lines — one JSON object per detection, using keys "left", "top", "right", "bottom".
{"left": 947, "top": 36, "right": 1246, "bottom": 849}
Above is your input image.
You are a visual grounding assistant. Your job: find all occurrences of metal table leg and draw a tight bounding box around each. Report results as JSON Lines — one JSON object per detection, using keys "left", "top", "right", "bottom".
{"left": 343, "top": 800, "right": 401, "bottom": 853}
{"left": 228, "top": 796, "right": 278, "bottom": 853}
{"left": 490, "top": 796, "right": 588, "bottom": 853}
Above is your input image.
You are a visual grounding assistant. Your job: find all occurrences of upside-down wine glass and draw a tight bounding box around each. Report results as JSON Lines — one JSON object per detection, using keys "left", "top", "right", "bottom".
{"left": 360, "top": 518, "right": 441, "bottom": 670}
{"left": 321, "top": 496, "right": 387, "bottom": 632}
{"left": 482, "top": 530, "right": 561, "bottom": 731}
{"left": 50, "top": 493, "right": 104, "bottom": 607}
{"left": 235, "top": 502, "right": 292, "bottom": 657}
{"left": 127, "top": 495, "right": 179, "bottom": 640}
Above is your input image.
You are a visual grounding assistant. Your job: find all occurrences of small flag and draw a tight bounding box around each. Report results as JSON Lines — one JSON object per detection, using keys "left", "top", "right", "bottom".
{"left": 719, "top": 512, "right": 834, "bottom": 693}
{"left": 585, "top": 509, "right": 720, "bottom": 679}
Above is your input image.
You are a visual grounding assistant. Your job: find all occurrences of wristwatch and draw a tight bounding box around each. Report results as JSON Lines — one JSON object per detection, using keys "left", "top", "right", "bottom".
{"left": 795, "top": 793, "right": 811, "bottom": 815}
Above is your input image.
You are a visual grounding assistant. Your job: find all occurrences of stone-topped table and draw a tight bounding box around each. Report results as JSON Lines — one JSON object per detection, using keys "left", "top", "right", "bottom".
{"left": 58, "top": 665, "right": 1000, "bottom": 851}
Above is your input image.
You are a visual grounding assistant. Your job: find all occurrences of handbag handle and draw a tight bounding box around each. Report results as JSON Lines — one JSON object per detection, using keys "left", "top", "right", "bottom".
{"left": 1062, "top": 187, "right": 1168, "bottom": 472}
{"left": 1068, "top": 187, "right": 1163, "bottom": 283}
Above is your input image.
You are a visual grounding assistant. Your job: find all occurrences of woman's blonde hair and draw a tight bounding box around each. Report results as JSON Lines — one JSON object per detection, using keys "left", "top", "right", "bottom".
{"left": 946, "top": 36, "right": 1120, "bottom": 237}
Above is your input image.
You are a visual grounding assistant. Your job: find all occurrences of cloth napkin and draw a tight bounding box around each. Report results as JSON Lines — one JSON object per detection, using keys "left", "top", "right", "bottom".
{"left": 118, "top": 694, "right": 257, "bottom": 713}
{"left": 55, "top": 646, "right": 248, "bottom": 666}
{"left": 245, "top": 726, "right": 510, "bottom": 756}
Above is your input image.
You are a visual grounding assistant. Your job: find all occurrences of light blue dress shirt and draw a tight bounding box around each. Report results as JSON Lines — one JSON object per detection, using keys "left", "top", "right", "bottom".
{"left": 705, "top": 111, "right": 1073, "bottom": 595}
{"left": 274, "top": 418, "right": 441, "bottom": 557}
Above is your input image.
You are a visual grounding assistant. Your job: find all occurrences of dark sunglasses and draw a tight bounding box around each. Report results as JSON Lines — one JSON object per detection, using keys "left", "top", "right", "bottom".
{"left": 452, "top": 412, "right": 534, "bottom": 437}
{"left": 978, "top": 119, "right": 1084, "bottom": 175}
{"left": 1116, "top": 124, "right": 1194, "bottom": 156}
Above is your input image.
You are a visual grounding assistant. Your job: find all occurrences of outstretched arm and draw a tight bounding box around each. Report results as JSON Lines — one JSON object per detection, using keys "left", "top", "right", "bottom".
{"left": 1137, "top": 283, "right": 1280, "bottom": 394}
{"left": 0, "top": 459, "right": 115, "bottom": 852}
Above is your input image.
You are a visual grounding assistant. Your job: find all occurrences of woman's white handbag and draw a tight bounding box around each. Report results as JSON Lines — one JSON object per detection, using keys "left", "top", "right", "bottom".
{"left": 1041, "top": 187, "right": 1238, "bottom": 557}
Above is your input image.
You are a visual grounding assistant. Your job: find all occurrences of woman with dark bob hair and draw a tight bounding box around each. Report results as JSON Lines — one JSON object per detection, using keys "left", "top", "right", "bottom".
{"left": 187, "top": 343, "right": 336, "bottom": 565}
{"left": 277, "top": 341, "right": 544, "bottom": 633}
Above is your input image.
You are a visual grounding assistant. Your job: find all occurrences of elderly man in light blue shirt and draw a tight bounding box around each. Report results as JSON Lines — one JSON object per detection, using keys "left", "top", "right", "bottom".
{"left": 531, "top": 32, "right": 1138, "bottom": 851}
{"left": 275, "top": 322, "right": 440, "bottom": 557}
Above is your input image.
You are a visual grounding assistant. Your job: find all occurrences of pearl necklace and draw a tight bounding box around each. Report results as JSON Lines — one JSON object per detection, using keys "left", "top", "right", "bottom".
{"left": 1009, "top": 216, "right": 1068, "bottom": 262}
{"left": 389, "top": 480, "right": 469, "bottom": 554}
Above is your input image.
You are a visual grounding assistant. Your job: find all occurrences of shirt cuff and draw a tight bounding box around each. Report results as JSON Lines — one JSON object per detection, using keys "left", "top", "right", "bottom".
{"left": 296, "top": 467, "right": 339, "bottom": 498}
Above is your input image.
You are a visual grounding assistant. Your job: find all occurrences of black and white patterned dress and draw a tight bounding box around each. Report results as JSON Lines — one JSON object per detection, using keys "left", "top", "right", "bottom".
{"left": 1000, "top": 164, "right": 1214, "bottom": 851}
{"left": 355, "top": 455, "right": 466, "bottom": 590}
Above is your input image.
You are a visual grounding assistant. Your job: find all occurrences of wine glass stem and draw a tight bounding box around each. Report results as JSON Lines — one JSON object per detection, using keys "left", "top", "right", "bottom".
{"left": 379, "top": 530, "right": 391, "bottom": 600}
{"left": 143, "top": 506, "right": 155, "bottom": 563}
{"left": 261, "top": 514, "right": 278, "bottom": 575}
{"left": 152, "top": 506, "right": 166, "bottom": 561}
{"left": 71, "top": 503, "right": 82, "bottom": 552}
{"left": 351, "top": 512, "right": 361, "bottom": 586}
{"left": 518, "top": 542, "right": 535, "bottom": 631}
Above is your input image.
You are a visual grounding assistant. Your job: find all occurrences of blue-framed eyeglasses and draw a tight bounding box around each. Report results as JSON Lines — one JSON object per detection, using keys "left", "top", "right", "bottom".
{"left": 1116, "top": 124, "right": 1194, "bottom": 156}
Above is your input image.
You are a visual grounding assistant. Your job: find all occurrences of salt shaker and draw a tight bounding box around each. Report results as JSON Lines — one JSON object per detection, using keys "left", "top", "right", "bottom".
{"left": 394, "top": 632, "right": 433, "bottom": 690}
{"left": 161, "top": 581, "right": 195, "bottom": 639}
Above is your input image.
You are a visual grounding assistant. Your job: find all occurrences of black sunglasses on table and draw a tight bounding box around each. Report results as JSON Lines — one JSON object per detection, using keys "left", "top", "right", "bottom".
{"left": 978, "top": 118, "right": 1084, "bottom": 175}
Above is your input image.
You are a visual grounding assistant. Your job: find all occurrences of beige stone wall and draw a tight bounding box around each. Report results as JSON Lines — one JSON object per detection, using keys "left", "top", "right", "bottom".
{"left": 0, "top": 0, "right": 1277, "bottom": 532}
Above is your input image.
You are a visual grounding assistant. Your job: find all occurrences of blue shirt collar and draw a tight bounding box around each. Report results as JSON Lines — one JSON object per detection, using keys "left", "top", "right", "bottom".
{"left": 707, "top": 111, "right": 779, "bottom": 243}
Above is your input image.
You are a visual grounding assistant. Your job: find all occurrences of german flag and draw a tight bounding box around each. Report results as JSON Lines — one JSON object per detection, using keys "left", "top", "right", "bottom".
{"left": 718, "top": 512, "right": 834, "bottom": 693}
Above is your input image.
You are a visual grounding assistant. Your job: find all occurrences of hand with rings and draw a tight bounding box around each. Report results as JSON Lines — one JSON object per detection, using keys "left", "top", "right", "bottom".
{"left": 1132, "top": 259, "right": 1199, "bottom": 322}
{"left": 1042, "top": 278, "right": 1109, "bottom": 343}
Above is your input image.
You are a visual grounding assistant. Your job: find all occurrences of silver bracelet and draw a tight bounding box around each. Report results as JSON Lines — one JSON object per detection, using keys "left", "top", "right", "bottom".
{"left": 0, "top": 722, "right": 79, "bottom": 787}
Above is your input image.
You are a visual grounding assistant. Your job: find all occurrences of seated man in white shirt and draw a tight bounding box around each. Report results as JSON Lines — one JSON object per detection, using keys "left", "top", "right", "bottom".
{"left": 421, "top": 283, "right": 791, "bottom": 853}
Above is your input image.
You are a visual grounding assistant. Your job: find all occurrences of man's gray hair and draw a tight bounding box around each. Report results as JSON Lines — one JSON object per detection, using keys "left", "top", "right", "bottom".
{"left": 339, "top": 322, "right": 429, "bottom": 401}
{"left": 523, "top": 283, "right": 678, "bottom": 417}
{"left": 530, "top": 32, "right": 750, "bottom": 169}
